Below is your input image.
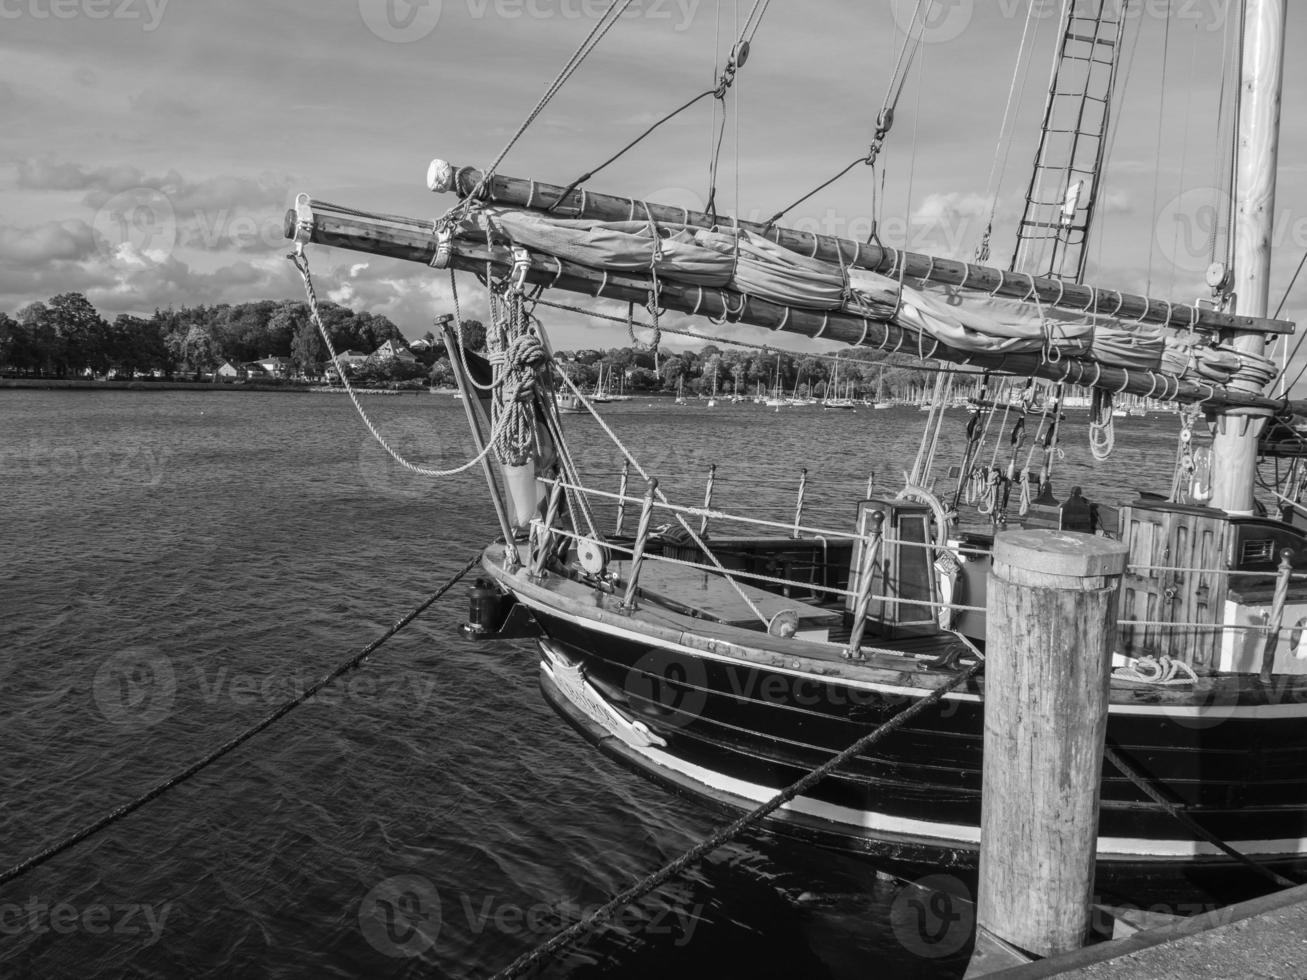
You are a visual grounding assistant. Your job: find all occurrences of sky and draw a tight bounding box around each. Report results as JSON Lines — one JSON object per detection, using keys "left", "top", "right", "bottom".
{"left": 4, "top": 0, "right": 1307, "bottom": 384}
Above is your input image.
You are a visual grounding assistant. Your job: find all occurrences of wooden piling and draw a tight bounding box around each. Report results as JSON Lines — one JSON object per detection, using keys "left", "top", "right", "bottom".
{"left": 968, "top": 530, "right": 1129, "bottom": 974}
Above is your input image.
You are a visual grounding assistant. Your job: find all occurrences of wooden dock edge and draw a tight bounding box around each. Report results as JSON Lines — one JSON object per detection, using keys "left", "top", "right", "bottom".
{"left": 976, "top": 881, "right": 1307, "bottom": 978}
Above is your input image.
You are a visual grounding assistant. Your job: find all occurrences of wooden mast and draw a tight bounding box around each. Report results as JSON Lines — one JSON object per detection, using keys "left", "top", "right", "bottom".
{"left": 1210, "top": 0, "right": 1286, "bottom": 513}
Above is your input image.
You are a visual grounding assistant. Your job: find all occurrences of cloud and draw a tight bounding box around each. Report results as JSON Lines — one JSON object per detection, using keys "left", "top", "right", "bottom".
{"left": 16, "top": 157, "right": 294, "bottom": 215}
{"left": 0, "top": 220, "right": 99, "bottom": 267}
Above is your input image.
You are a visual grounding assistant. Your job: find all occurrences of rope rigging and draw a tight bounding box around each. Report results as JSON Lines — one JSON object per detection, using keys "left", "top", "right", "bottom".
{"left": 761, "top": 0, "right": 939, "bottom": 229}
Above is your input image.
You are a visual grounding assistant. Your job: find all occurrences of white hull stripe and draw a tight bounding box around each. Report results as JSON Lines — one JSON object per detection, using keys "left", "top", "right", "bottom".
{"left": 513, "top": 585, "right": 1307, "bottom": 721}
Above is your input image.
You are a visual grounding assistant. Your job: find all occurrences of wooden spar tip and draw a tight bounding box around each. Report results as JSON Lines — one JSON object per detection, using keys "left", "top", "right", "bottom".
{"left": 421, "top": 158, "right": 1294, "bottom": 337}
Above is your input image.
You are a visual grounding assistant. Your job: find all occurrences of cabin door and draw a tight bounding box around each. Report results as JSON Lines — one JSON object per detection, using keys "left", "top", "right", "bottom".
{"left": 1118, "top": 502, "right": 1229, "bottom": 672}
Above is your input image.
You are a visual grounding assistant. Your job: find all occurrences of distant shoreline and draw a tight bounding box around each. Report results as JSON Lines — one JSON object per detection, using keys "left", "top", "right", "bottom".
{"left": 0, "top": 379, "right": 426, "bottom": 394}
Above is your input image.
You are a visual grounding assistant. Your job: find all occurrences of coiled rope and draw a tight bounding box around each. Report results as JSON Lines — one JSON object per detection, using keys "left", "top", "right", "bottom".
{"left": 1089, "top": 388, "right": 1116, "bottom": 460}
{"left": 491, "top": 658, "right": 984, "bottom": 979}
{"left": 0, "top": 555, "right": 480, "bottom": 889}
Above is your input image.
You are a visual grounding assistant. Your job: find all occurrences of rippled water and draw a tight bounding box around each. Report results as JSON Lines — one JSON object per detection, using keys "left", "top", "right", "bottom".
{"left": 0, "top": 390, "right": 1185, "bottom": 979}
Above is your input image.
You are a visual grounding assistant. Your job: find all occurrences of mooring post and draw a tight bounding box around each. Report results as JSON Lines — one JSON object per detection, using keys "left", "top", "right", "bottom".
{"left": 966, "top": 530, "right": 1129, "bottom": 977}
{"left": 615, "top": 459, "right": 631, "bottom": 536}
{"left": 621, "top": 478, "right": 659, "bottom": 611}
{"left": 1261, "top": 548, "right": 1294, "bottom": 683}
{"left": 700, "top": 464, "right": 717, "bottom": 536}
{"left": 793, "top": 467, "right": 809, "bottom": 538}
{"left": 530, "top": 477, "right": 565, "bottom": 579}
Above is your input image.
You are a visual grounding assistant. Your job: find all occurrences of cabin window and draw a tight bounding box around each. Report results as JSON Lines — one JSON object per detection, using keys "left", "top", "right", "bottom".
{"left": 894, "top": 515, "right": 934, "bottom": 624}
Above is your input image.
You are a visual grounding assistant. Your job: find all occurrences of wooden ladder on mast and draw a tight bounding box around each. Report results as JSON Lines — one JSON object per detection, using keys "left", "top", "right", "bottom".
{"left": 1012, "top": 1, "right": 1131, "bottom": 282}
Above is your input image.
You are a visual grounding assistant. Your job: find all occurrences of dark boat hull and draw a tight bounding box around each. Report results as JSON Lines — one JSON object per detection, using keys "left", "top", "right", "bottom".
{"left": 526, "top": 605, "right": 1307, "bottom": 872}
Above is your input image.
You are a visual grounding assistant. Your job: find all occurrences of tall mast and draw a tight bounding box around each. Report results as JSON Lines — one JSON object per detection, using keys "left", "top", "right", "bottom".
{"left": 1210, "top": 0, "right": 1286, "bottom": 513}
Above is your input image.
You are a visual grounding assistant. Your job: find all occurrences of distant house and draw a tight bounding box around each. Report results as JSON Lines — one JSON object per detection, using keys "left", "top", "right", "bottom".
{"left": 215, "top": 361, "right": 245, "bottom": 382}
{"left": 325, "top": 350, "right": 369, "bottom": 379}
{"left": 370, "top": 340, "right": 417, "bottom": 365}
{"left": 409, "top": 337, "right": 433, "bottom": 351}
{"left": 255, "top": 355, "right": 293, "bottom": 379}
{"left": 241, "top": 361, "right": 271, "bottom": 379}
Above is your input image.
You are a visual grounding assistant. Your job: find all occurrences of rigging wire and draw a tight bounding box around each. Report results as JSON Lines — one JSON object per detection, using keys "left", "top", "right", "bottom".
{"left": 1166, "top": 21, "right": 1201, "bottom": 297}
{"left": 977, "top": 0, "right": 1044, "bottom": 261}
{"left": 761, "top": 0, "right": 938, "bottom": 228}
{"left": 1144, "top": 5, "right": 1174, "bottom": 294}
{"left": 454, "top": 0, "right": 638, "bottom": 215}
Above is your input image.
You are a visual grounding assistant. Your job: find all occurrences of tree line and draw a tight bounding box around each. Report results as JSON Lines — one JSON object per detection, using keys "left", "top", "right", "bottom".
{"left": 0, "top": 292, "right": 934, "bottom": 396}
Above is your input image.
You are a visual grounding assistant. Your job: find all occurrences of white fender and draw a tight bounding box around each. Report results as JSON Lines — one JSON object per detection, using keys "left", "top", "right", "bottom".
{"left": 503, "top": 461, "right": 543, "bottom": 529}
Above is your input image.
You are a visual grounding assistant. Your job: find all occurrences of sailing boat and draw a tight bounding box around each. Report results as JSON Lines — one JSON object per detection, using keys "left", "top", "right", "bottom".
{"left": 824, "top": 355, "right": 855, "bottom": 410}
{"left": 286, "top": 1, "right": 1307, "bottom": 886}
{"left": 763, "top": 354, "right": 786, "bottom": 408}
{"left": 674, "top": 375, "right": 686, "bottom": 406}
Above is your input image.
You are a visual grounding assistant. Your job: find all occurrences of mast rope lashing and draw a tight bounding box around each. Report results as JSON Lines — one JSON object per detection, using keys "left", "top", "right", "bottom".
{"left": 1088, "top": 388, "right": 1115, "bottom": 461}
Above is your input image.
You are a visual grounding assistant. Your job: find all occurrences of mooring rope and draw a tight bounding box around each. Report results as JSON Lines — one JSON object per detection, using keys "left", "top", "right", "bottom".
{"left": 0, "top": 555, "right": 481, "bottom": 889}
{"left": 491, "top": 658, "right": 984, "bottom": 979}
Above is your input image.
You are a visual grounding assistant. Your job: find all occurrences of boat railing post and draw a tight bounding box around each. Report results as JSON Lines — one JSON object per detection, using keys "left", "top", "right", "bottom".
{"left": 615, "top": 458, "right": 630, "bottom": 537}
{"left": 865, "top": 472, "right": 876, "bottom": 498}
{"left": 844, "top": 510, "right": 885, "bottom": 660}
{"left": 793, "top": 468, "right": 809, "bottom": 538}
{"left": 1260, "top": 548, "right": 1294, "bottom": 683}
{"left": 621, "top": 478, "right": 659, "bottom": 611}
{"left": 530, "top": 477, "right": 565, "bottom": 580}
{"left": 967, "top": 530, "right": 1129, "bottom": 975}
{"left": 701, "top": 464, "right": 717, "bottom": 536}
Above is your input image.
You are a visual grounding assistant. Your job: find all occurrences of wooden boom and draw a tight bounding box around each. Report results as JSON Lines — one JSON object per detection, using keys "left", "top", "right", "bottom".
{"left": 285, "top": 198, "right": 1294, "bottom": 415}
{"left": 425, "top": 159, "right": 1294, "bottom": 338}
